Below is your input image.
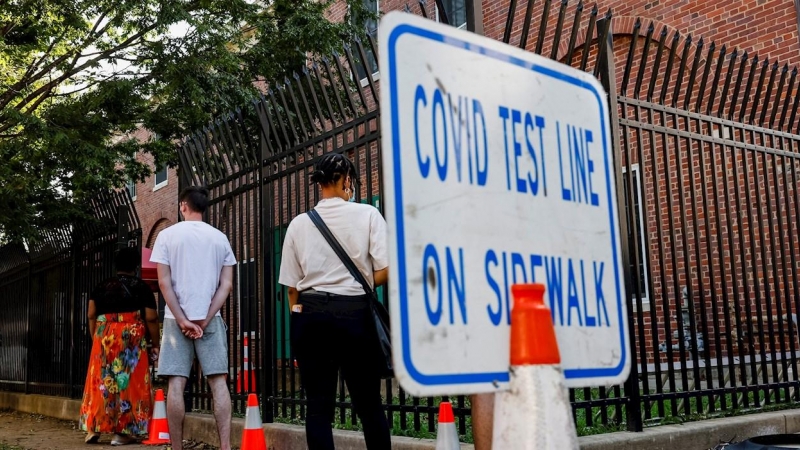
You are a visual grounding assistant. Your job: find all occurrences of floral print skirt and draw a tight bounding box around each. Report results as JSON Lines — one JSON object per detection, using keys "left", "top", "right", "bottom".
{"left": 79, "top": 312, "right": 152, "bottom": 436}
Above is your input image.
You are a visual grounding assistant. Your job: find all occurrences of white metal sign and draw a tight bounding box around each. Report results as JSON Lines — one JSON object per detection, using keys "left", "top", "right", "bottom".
{"left": 380, "top": 11, "right": 629, "bottom": 396}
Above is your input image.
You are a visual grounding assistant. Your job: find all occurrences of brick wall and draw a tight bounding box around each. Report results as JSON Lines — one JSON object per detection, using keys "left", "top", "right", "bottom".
{"left": 482, "top": 0, "right": 800, "bottom": 67}
{"left": 125, "top": 128, "right": 179, "bottom": 249}
{"left": 330, "top": 0, "right": 799, "bottom": 67}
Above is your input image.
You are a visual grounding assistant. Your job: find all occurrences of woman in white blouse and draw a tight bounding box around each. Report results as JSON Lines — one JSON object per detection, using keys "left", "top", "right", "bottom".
{"left": 278, "top": 153, "right": 390, "bottom": 450}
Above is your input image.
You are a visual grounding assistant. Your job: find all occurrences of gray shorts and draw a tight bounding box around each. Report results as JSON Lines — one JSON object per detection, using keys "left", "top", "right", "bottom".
{"left": 158, "top": 316, "right": 228, "bottom": 378}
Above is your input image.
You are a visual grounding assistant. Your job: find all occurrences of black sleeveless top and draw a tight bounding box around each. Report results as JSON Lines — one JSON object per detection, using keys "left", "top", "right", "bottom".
{"left": 90, "top": 275, "right": 157, "bottom": 316}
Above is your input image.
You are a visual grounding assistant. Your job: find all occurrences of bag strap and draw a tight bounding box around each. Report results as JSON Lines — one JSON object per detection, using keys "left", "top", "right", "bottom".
{"left": 307, "top": 209, "right": 374, "bottom": 295}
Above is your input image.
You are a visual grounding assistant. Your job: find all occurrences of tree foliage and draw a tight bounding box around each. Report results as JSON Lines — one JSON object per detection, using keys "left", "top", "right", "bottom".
{"left": 0, "top": 0, "right": 372, "bottom": 243}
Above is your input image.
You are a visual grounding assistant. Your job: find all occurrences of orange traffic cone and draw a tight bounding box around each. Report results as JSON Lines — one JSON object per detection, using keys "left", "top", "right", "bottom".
{"left": 241, "top": 394, "right": 267, "bottom": 450}
{"left": 237, "top": 336, "right": 257, "bottom": 393}
{"left": 491, "top": 283, "right": 579, "bottom": 449}
{"left": 142, "top": 389, "right": 170, "bottom": 445}
{"left": 435, "top": 401, "right": 459, "bottom": 450}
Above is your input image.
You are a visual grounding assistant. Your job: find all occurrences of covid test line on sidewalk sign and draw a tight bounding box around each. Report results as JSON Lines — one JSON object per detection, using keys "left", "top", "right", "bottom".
{"left": 379, "top": 11, "right": 630, "bottom": 397}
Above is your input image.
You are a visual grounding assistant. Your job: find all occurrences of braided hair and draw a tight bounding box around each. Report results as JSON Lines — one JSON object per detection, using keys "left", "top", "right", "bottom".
{"left": 309, "top": 153, "right": 359, "bottom": 189}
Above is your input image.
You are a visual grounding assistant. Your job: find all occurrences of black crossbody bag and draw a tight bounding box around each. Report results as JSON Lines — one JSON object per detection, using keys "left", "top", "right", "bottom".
{"left": 307, "top": 209, "right": 394, "bottom": 378}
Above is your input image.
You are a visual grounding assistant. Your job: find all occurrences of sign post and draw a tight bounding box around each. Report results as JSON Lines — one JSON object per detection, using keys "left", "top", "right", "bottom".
{"left": 380, "top": 11, "right": 629, "bottom": 397}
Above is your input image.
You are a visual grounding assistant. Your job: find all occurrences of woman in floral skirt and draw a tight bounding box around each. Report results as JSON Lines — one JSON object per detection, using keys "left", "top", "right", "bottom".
{"left": 80, "top": 247, "right": 160, "bottom": 446}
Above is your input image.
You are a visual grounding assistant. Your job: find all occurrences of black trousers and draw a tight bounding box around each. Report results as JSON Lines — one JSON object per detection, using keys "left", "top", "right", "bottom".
{"left": 291, "top": 292, "right": 391, "bottom": 450}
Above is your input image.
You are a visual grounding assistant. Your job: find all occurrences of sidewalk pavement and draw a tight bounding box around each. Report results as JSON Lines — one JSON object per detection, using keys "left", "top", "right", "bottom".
{"left": 1, "top": 391, "right": 798, "bottom": 450}
{"left": 0, "top": 409, "right": 175, "bottom": 450}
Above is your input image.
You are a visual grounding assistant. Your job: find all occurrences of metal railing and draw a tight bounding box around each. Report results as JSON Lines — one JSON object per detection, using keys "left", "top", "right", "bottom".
{"left": 0, "top": 189, "right": 141, "bottom": 399}
{"left": 177, "top": 0, "right": 800, "bottom": 436}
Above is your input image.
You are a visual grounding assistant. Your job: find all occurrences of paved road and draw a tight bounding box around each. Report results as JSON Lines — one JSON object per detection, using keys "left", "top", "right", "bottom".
{"left": 0, "top": 410, "right": 217, "bottom": 450}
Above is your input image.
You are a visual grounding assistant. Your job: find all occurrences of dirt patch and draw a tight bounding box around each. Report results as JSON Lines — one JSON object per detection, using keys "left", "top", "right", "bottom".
{"left": 0, "top": 410, "right": 218, "bottom": 450}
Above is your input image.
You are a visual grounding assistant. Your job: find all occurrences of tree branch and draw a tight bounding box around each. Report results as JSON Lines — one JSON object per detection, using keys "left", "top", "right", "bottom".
{"left": 3, "top": 23, "right": 159, "bottom": 122}
{"left": 21, "top": 87, "right": 55, "bottom": 116}
{"left": 0, "top": 21, "right": 15, "bottom": 39}
{"left": 80, "top": 40, "right": 145, "bottom": 58}
{"left": 0, "top": 51, "right": 75, "bottom": 110}
{"left": 0, "top": 8, "right": 133, "bottom": 112}
{"left": 52, "top": 68, "right": 136, "bottom": 97}
{"left": 22, "top": 28, "right": 71, "bottom": 84}
{"left": 88, "top": 8, "right": 113, "bottom": 38}
{"left": 60, "top": 13, "right": 121, "bottom": 83}
{"left": 109, "top": 56, "right": 142, "bottom": 63}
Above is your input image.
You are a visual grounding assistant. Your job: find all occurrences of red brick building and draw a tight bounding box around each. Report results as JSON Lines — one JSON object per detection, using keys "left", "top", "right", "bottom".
{"left": 134, "top": 1, "right": 800, "bottom": 370}
{"left": 122, "top": 128, "right": 179, "bottom": 250}
{"left": 136, "top": 0, "right": 800, "bottom": 252}
{"left": 328, "top": 1, "right": 800, "bottom": 62}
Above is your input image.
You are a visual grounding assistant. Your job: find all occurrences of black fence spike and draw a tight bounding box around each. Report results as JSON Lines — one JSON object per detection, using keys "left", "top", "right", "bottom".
{"left": 503, "top": 0, "right": 519, "bottom": 44}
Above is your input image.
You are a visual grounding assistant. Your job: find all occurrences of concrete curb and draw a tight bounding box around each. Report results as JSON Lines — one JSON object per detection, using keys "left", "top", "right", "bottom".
{"left": 2, "top": 391, "right": 799, "bottom": 449}
{"left": 0, "top": 391, "right": 81, "bottom": 420}
{"left": 579, "top": 411, "right": 795, "bottom": 450}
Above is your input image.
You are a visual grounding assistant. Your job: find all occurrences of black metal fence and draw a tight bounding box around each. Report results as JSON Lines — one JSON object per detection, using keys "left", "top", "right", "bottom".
{"left": 615, "top": 19, "right": 800, "bottom": 430}
{"left": 0, "top": 190, "right": 141, "bottom": 399}
{"left": 177, "top": 0, "right": 800, "bottom": 436}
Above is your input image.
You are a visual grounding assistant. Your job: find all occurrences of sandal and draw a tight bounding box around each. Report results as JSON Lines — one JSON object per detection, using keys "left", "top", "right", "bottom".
{"left": 84, "top": 432, "right": 100, "bottom": 444}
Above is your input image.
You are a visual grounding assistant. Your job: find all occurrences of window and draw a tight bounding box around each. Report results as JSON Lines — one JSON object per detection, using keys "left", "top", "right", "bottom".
{"left": 126, "top": 152, "right": 137, "bottom": 200}
{"left": 437, "top": 0, "right": 468, "bottom": 29}
{"left": 154, "top": 164, "right": 168, "bottom": 190}
{"left": 352, "top": 0, "right": 379, "bottom": 82}
{"left": 622, "top": 165, "right": 650, "bottom": 304}
{"left": 126, "top": 178, "right": 137, "bottom": 200}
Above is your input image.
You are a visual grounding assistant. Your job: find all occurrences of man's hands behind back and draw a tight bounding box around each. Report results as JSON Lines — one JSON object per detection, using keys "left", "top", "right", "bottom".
{"left": 178, "top": 318, "right": 204, "bottom": 339}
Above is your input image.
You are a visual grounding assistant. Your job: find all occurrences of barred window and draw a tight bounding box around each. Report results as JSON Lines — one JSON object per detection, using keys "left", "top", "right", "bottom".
{"left": 437, "top": 0, "right": 467, "bottom": 29}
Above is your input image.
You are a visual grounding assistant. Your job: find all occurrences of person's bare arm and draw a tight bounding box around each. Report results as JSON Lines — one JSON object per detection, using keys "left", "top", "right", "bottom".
{"left": 288, "top": 287, "right": 299, "bottom": 309}
{"left": 194, "top": 265, "right": 233, "bottom": 330}
{"left": 157, "top": 263, "right": 202, "bottom": 338}
{"left": 87, "top": 300, "right": 97, "bottom": 336}
{"left": 145, "top": 307, "right": 160, "bottom": 347}
{"left": 145, "top": 307, "right": 161, "bottom": 361}
{"left": 369, "top": 209, "right": 389, "bottom": 289}
{"left": 374, "top": 267, "right": 388, "bottom": 287}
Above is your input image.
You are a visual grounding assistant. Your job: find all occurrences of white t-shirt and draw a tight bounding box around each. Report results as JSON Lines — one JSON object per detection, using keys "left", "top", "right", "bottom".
{"left": 278, "top": 197, "right": 388, "bottom": 296}
{"left": 150, "top": 220, "right": 236, "bottom": 320}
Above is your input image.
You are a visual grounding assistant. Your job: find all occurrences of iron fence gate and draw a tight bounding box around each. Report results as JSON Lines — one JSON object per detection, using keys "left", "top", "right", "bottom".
{"left": 0, "top": 190, "right": 141, "bottom": 399}
{"left": 175, "top": 0, "right": 800, "bottom": 437}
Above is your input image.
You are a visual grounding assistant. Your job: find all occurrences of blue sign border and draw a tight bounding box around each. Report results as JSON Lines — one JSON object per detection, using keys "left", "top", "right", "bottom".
{"left": 387, "top": 22, "right": 627, "bottom": 386}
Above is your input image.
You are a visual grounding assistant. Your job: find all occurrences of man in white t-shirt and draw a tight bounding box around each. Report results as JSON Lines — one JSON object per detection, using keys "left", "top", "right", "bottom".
{"left": 150, "top": 186, "right": 235, "bottom": 450}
